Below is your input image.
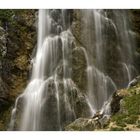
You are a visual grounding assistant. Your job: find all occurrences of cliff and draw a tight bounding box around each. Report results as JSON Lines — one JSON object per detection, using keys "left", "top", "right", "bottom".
{"left": 0, "top": 9, "right": 140, "bottom": 131}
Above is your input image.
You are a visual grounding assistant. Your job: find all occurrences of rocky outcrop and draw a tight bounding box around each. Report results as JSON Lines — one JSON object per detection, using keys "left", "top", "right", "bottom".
{"left": 108, "top": 81, "right": 140, "bottom": 131}
{"left": 0, "top": 26, "right": 9, "bottom": 112}
{"left": 65, "top": 77, "right": 140, "bottom": 131}
{"left": 0, "top": 77, "right": 9, "bottom": 111}
{"left": 39, "top": 78, "right": 90, "bottom": 130}
{"left": 0, "top": 9, "right": 140, "bottom": 131}
{"left": 0, "top": 10, "right": 36, "bottom": 130}
{"left": 65, "top": 114, "right": 110, "bottom": 131}
{"left": 65, "top": 118, "right": 101, "bottom": 131}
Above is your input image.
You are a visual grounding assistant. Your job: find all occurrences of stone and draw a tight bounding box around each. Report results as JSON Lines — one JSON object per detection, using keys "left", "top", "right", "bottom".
{"left": 65, "top": 111, "right": 110, "bottom": 131}
{"left": 127, "top": 75, "right": 140, "bottom": 88}
{"left": 110, "top": 91, "right": 123, "bottom": 115}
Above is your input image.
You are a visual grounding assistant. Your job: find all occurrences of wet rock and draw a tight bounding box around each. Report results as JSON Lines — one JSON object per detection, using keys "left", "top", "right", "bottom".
{"left": 110, "top": 91, "right": 123, "bottom": 115}
{"left": 50, "top": 10, "right": 61, "bottom": 23}
{"left": 127, "top": 75, "right": 140, "bottom": 88}
{"left": 72, "top": 47, "right": 87, "bottom": 91}
{"left": 0, "top": 77, "right": 10, "bottom": 112}
{"left": 0, "top": 77, "right": 8, "bottom": 98}
{"left": 61, "top": 10, "right": 73, "bottom": 30}
{"left": 10, "top": 73, "right": 91, "bottom": 131}
{"left": 92, "top": 111, "right": 103, "bottom": 119}
{"left": 39, "top": 77, "right": 90, "bottom": 130}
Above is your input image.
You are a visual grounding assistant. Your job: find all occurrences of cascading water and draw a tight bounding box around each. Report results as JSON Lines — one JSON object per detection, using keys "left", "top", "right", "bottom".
{"left": 9, "top": 9, "right": 138, "bottom": 131}
{"left": 9, "top": 9, "right": 77, "bottom": 131}
{"left": 80, "top": 9, "right": 137, "bottom": 115}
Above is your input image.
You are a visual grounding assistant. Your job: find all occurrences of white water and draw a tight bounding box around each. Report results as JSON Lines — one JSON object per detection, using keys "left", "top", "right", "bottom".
{"left": 9, "top": 9, "right": 137, "bottom": 130}
{"left": 81, "top": 9, "right": 137, "bottom": 115}
{"left": 9, "top": 9, "right": 76, "bottom": 130}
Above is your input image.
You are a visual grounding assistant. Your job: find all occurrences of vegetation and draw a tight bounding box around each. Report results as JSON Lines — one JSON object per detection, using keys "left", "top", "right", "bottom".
{"left": 110, "top": 83, "right": 140, "bottom": 130}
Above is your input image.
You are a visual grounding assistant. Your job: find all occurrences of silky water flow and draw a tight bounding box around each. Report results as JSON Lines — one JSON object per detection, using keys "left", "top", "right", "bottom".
{"left": 9, "top": 9, "right": 137, "bottom": 130}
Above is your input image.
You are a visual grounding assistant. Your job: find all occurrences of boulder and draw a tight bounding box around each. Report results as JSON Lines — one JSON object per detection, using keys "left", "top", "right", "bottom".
{"left": 65, "top": 115, "right": 110, "bottom": 131}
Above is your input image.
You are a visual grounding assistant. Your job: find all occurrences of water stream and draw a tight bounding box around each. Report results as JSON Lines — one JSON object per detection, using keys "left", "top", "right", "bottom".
{"left": 9, "top": 9, "right": 137, "bottom": 130}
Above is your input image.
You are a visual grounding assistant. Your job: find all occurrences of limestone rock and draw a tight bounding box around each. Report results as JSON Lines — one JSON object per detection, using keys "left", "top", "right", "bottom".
{"left": 65, "top": 115, "right": 110, "bottom": 131}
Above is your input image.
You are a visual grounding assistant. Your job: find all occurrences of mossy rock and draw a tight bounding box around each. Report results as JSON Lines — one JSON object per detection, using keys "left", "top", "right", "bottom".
{"left": 0, "top": 106, "right": 12, "bottom": 130}
{"left": 110, "top": 127, "right": 125, "bottom": 131}
{"left": 65, "top": 118, "right": 101, "bottom": 131}
{"left": 106, "top": 82, "right": 140, "bottom": 130}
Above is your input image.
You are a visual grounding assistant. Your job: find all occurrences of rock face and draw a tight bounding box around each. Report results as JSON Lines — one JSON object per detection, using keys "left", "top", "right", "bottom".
{"left": 0, "top": 77, "right": 9, "bottom": 111}
{"left": 129, "top": 10, "right": 140, "bottom": 74}
{"left": 0, "top": 9, "right": 140, "bottom": 131}
{"left": 39, "top": 78, "right": 90, "bottom": 130}
{"left": 0, "top": 26, "right": 8, "bottom": 104}
{"left": 65, "top": 80, "right": 140, "bottom": 131}
{"left": 64, "top": 10, "right": 140, "bottom": 131}
{"left": 110, "top": 90, "right": 123, "bottom": 115}
{"left": 0, "top": 10, "right": 36, "bottom": 130}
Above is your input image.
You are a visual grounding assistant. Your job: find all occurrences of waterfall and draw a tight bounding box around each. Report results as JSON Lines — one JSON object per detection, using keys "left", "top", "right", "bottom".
{"left": 9, "top": 9, "right": 137, "bottom": 130}
{"left": 80, "top": 9, "right": 137, "bottom": 115}
{"left": 9, "top": 9, "right": 76, "bottom": 131}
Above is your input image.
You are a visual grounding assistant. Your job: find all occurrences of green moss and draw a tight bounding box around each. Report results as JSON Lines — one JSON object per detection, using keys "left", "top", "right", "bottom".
{"left": 110, "top": 127, "right": 125, "bottom": 131}
{"left": 117, "top": 122, "right": 127, "bottom": 127}
{"left": 112, "top": 114, "right": 138, "bottom": 126}
{"left": 0, "top": 10, "right": 14, "bottom": 24}
{"left": 124, "top": 94, "right": 140, "bottom": 115}
{"left": 112, "top": 114, "right": 127, "bottom": 125}
{"left": 110, "top": 83, "right": 140, "bottom": 130}
{"left": 0, "top": 106, "right": 12, "bottom": 130}
{"left": 124, "top": 115, "right": 138, "bottom": 124}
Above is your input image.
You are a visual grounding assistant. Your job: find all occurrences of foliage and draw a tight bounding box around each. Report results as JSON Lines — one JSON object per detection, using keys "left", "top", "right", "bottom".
{"left": 110, "top": 83, "right": 140, "bottom": 130}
